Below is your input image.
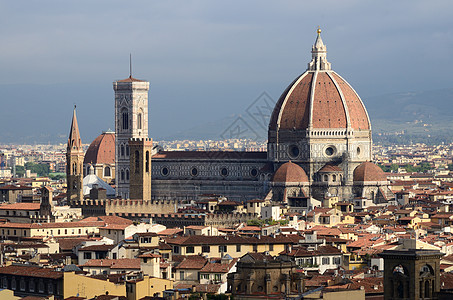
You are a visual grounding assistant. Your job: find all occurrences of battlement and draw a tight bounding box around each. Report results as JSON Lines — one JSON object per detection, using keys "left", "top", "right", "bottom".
{"left": 129, "top": 137, "right": 153, "bottom": 143}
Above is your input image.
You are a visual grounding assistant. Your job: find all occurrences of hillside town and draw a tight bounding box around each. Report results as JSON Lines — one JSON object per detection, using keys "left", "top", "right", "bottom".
{"left": 0, "top": 140, "right": 453, "bottom": 299}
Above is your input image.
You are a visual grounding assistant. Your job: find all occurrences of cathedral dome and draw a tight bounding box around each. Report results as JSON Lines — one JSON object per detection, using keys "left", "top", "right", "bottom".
{"left": 353, "top": 162, "right": 387, "bottom": 182}
{"left": 83, "top": 131, "right": 115, "bottom": 165}
{"left": 269, "top": 29, "right": 370, "bottom": 134}
{"left": 272, "top": 161, "right": 309, "bottom": 183}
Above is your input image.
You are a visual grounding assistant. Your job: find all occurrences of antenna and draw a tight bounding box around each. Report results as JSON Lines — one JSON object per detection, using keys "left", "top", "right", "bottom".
{"left": 129, "top": 53, "right": 132, "bottom": 78}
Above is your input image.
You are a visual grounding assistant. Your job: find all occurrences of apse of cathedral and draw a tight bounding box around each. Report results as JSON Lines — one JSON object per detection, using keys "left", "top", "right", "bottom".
{"left": 67, "top": 29, "right": 393, "bottom": 208}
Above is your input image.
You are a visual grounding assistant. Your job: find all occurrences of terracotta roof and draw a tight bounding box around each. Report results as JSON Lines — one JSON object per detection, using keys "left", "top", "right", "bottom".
{"left": 272, "top": 161, "right": 309, "bottom": 183}
{"left": 318, "top": 164, "right": 342, "bottom": 173}
{"left": 269, "top": 69, "right": 370, "bottom": 133}
{"left": 83, "top": 132, "right": 115, "bottom": 165}
{"left": 175, "top": 256, "right": 207, "bottom": 270}
{"left": 166, "top": 235, "right": 294, "bottom": 246}
{"left": 117, "top": 76, "right": 145, "bottom": 82}
{"left": 353, "top": 162, "right": 387, "bottom": 182}
{"left": 0, "top": 203, "right": 40, "bottom": 210}
{"left": 0, "top": 265, "right": 63, "bottom": 279}
{"left": 82, "top": 258, "right": 140, "bottom": 269}
{"left": 153, "top": 151, "right": 267, "bottom": 160}
{"left": 0, "top": 185, "right": 33, "bottom": 190}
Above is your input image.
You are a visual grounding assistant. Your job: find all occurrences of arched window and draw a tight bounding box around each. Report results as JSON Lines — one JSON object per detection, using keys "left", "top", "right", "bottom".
{"left": 126, "top": 169, "right": 130, "bottom": 181}
{"left": 104, "top": 166, "right": 111, "bottom": 177}
{"left": 121, "top": 108, "right": 129, "bottom": 130}
{"left": 121, "top": 170, "right": 125, "bottom": 181}
{"left": 135, "top": 150, "right": 140, "bottom": 173}
{"left": 138, "top": 113, "right": 142, "bottom": 130}
{"left": 324, "top": 174, "right": 328, "bottom": 182}
{"left": 146, "top": 151, "right": 150, "bottom": 173}
{"left": 72, "top": 163, "right": 76, "bottom": 174}
{"left": 332, "top": 175, "right": 336, "bottom": 182}
{"left": 121, "top": 144, "right": 125, "bottom": 157}
{"left": 126, "top": 145, "right": 129, "bottom": 156}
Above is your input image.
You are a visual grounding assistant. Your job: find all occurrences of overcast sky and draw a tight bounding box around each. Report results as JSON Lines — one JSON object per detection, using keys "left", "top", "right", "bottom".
{"left": 1, "top": 0, "right": 453, "bottom": 142}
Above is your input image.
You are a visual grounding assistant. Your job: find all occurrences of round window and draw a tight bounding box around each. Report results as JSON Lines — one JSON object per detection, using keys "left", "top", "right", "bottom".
{"left": 289, "top": 145, "right": 300, "bottom": 158}
{"left": 325, "top": 146, "right": 335, "bottom": 156}
{"left": 191, "top": 167, "right": 198, "bottom": 176}
{"left": 161, "top": 167, "right": 169, "bottom": 176}
{"left": 250, "top": 168, "right": 258, "bottom": 177}
{"left": 221, "top": 167, "right": 228, "bottom": 176}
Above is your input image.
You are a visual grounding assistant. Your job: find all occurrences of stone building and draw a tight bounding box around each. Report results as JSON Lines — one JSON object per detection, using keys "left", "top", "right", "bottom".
{"left": 379, "top": 245, "right": 443, "bottom": 300}
{"left": 68, "top": 29, "right": 393, "bottom": 214}
{"left": 83, "top": 131, "right": 115, "bottom": 184}
{"left": 227, "top": 252, "right": 304, "bottom": 299}
{"left": 66, "top": 106, "right": 84, "bottom": 202}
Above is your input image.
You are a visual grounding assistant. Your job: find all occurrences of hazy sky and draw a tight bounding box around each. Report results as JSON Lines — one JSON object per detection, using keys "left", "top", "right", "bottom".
{"left": 1, "top": 1, "right": 453, "bottom": 142}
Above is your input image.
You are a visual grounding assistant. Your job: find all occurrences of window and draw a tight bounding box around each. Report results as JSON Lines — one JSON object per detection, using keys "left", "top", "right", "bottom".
{"left": 121, "top": 170, "right": 125, "bottom": 181}
{"left": 174, "top": 246, "right": 180, "bottom": 254}
{"left": 38, "top": 280, "right": 44, "bottom": 293}
{"left": 236, "top": 245, "right": 241, "bottom": 252}
{"left": 48, "top": 283, "right": 53, "bottom": 294}
{"left": 20, "top": 279, "right": 25, "bottom": 291}
{"left": 269, "top": 244, "right": 274, "bottom": 251}
{"left": 146, "top": 151, "right": 150, "bottom": 173}
{"left": 84, "top": 252, "right": 92, "bottom": 260}
{"left": 113, "top": 253, "right": 117, "bottom": 259}
{"left": 2, "top": 277, "right": 7, "bottom": 288}
{"left": 214, "top": 274, "right": 221, "bottom": 282}
{"left": 29, "top": 280, "right": 35, "bottom": 292}
{"left": 104, "top": 166, "right": 111, "bottom": 177}
{"left": 138, "top": 113, "right": 142, "bottom": 130}
{"left": 202, "top": 245, "right": 210, "bottom": 253}
{"left": 322, "top": 257, "right": 330, "bottom": 265}
{"left": 219, "top": 245, "right": 227, "bottom": 253}
{"left": 121, "top": 144, "right": 125, "bottom": 157}
{"left": 333, "top": 257, "right": 341, "bottom": 265}
{"left": 186, "top": 246, "right": 195, "bottom": 254}
{"left": 122, "top": 108, "right": 129, "bottom": 130}
{"left": 126, "top": 169, "right": 129, "bottom": 181}
{"left": 201, "top": 274, "right": 209, "bottom": 280}
{"left": 180, "top": 271, "right": 185, "bottom": 281}
{"left": 11, "top": 278, "right": 16, "bottom": 290}
{"left": 253, "top": 245, "right": 258, "bottom": 252}
{"left": 135, "top": 150, "right": 140, "bottom": 173}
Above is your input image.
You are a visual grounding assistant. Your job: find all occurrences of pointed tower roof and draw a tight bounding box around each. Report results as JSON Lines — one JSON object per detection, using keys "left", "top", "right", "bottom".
{"left": 308, "top": 27, "right": 331, "bottom": 71}
{"left": 67, "top": 106, "right": 82, "bottom": 150}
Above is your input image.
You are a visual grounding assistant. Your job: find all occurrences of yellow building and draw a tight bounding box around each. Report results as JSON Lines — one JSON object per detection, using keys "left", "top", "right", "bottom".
{"left": 63, "top": 272, "right": 126, "bottom": 299}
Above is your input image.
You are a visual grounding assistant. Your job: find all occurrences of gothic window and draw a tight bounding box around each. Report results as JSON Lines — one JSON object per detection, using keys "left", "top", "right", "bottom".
{"left": 146, "top": 151, "right": 150, "bottom": 173}
{"left": 104, "top": 166, "right": 111, "bottom": 177}
{"left": 121, "top": 170, "right": 125, "bottom": 181}
{"left": 121, "top": 144, "right": 125, "bottom": 157}
{"left": 138, "top": 113, "right": 142, "bottom": 130}
{"left": 135, "top": 151, "right": 140, "bottom": 173}
{"left": 126, "top": 145, "right": 129, "bottom": 156}
{"left": 72, "top": 163, "right": 76, "bottom": 174}
{"left": 126, "top": 169, "right": 130, "bottom": 181}
{"left": 122, "top": 108, "right": 129, "bottom": 130}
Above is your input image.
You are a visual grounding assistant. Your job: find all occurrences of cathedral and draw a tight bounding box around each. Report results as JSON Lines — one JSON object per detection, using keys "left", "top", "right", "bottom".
{"left": 66, "top": 29, "right": 392, "bottom": 207}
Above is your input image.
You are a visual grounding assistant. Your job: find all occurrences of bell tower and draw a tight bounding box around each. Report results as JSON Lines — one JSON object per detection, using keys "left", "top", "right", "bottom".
{"left": 66, "top": 106, "right": 84, "bottom": 202}
{"left": 129, "top": 138, "right": 153, "bottom": 200}
{"left": 113, "top": 73, "right": 149, "bottom": 199}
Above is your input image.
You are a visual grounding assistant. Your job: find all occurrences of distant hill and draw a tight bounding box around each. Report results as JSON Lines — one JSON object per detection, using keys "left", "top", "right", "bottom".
{"left": 1, "top": 83, "right": 453, "bottom": 145}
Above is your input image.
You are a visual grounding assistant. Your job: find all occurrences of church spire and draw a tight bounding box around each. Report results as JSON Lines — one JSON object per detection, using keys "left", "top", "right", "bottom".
{"left": 67, "top": 105, "right": 82, "bottom": 151}
{"left": 308, "top": 27, "right": 331, "bottom": 71}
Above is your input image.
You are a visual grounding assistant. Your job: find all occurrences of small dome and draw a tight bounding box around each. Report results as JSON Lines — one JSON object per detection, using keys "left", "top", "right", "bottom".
{"left": 353, "top": 162, "right": 387, "bottom": 182}
{"left": 272, "top": 161, "right": 309, "bottom": 183}
{"left": 318, "top": 164, "right": 342, "bottom": 173}
{"left": 84, "top": 131, "right": 115, "bottom": 165}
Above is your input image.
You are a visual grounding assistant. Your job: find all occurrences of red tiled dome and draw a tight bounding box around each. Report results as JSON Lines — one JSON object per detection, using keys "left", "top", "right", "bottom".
{"left": 272, "top": 161, "right": 309, "bottom": 183}
{"left": 353, "top": 162, "right": 387, "bottom": 182}
{"left": 269, "top": 30, "right": 370, "bottom": 134}
{"left": 83, "top": 132, "right": 115, "bottom": 165}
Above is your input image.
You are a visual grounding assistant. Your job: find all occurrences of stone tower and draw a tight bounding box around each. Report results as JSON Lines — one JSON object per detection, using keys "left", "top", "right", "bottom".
{"left": 66, "top": 106, "right": 84, "bottom": 202}
{"left": 129, "top": 138, "right": 153, "bottom": 200}
{"left": 113, "top": 75, "right": 149, "bottom": 199}
{"left": 379, "top": 246, "right": 443, "bottom": 300}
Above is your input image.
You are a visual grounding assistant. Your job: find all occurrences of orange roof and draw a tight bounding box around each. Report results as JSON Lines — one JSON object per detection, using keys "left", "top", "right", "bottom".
{"left": 0, "top": 203, "right": 40, "bottom": 210}
{"left": 83, "top": 132, "right": 115, "bottom": 165}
